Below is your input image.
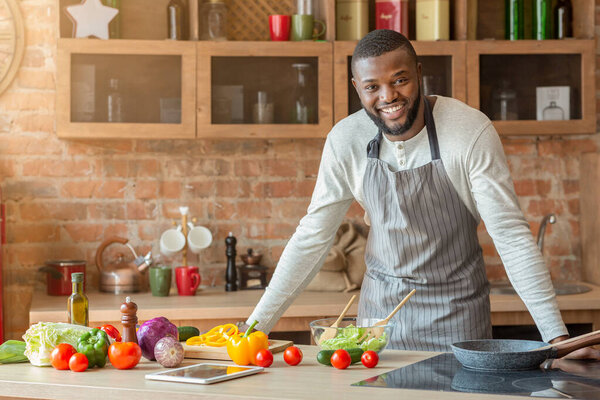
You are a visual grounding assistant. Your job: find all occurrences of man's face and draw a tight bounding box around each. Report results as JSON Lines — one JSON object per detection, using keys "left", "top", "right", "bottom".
{"left": 352, "top": 48, "right": 422, "bottom": 136}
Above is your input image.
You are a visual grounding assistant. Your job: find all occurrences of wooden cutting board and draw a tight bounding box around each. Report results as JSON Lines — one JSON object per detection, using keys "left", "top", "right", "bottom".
{"left": 183, "top": 339, "right": 293, "bottom": 360}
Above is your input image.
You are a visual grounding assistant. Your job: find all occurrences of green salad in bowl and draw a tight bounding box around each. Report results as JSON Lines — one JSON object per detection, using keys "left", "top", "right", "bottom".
{"left": 309, "top": 317, "right": 392, "bottom": 353}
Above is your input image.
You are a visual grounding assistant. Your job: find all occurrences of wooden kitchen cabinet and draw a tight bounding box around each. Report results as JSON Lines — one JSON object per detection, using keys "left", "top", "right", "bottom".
{"left": 333, "top": 41, "right": 466, "bottom": 123}
{"left": 56, "top": 38, "right": 196, "bottom": 139}
{"left": 197, "top": 41, "right": 333, "bottom": 139}
{"left": 466, "top": 39, "right": 595, "bottom": 136}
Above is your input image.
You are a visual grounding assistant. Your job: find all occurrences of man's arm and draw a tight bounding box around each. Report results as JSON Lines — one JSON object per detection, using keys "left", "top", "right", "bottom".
{"left": 467, "top": 123, "right": 568, "bottom": 342}
{"left": 246, "top": 136, "right": 355, "bottom": 333}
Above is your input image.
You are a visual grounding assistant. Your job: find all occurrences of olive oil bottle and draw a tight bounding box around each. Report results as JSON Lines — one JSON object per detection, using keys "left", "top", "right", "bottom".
{"left": 67, "top": 272, "right": 89, "bottom": 326}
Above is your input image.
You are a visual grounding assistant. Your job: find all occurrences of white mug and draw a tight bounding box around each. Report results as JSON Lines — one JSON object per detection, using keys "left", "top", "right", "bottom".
{"left": 187, "top": 226, "right": 213, "bottom": 254}
{"left": 160, "top": 227, "right": 186, "bottom": 257}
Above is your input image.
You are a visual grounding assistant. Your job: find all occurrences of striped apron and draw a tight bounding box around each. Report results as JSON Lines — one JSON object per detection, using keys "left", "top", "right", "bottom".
{"left": 357, "top": 98, "right": 492, "bottom": 352}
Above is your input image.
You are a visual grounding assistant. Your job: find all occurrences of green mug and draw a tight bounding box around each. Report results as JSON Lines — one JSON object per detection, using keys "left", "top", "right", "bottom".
{"left": 291, "top": 14, "right": 326, "bottom": 41}
{"left": 149, "top": 266, "right": 172, "bottom": 297}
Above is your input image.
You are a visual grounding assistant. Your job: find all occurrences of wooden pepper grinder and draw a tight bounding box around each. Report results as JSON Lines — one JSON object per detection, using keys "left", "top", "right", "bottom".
{"left": 120, "top": 296, "right": 138, "bottom": 344}
{"left": 225, "top": 232, "right": 238, "bottom": 292}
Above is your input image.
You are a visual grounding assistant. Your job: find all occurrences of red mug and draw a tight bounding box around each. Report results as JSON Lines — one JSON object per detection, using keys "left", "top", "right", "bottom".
{"left": 175, "top": 266, "right": 201, "bottom": 296}
{"left": 269, "top": 15, "right": 291, "bottom": 41}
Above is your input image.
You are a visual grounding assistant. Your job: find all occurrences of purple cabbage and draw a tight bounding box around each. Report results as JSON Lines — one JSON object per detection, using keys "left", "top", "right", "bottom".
{"left": 137, "top": 317, "right": 178, "bottom": 360}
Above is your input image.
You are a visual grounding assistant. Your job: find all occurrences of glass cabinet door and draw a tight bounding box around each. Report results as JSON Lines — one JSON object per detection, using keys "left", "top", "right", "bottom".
{"left": 57, "top": 39, "right": 196, "bottom": 139}
{"left": 197, "top": 41, "right": 333, "bottom": 139}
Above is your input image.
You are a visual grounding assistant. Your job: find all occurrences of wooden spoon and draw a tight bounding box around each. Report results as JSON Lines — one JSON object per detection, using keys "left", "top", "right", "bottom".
{"left": 360, "top": 289, "right": 416, "bottom": 342}
{"left": 318, "top": 294, "right": 357, "bottom": 344}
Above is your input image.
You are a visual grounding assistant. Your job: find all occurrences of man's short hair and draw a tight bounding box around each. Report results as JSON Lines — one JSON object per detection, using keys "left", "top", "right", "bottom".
{"left": 351, "top": 29, "right": 418, "bottom": 77}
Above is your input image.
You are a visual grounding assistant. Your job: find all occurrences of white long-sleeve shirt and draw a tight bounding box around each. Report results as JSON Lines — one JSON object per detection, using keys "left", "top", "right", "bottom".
{"left": 248, "top": 96, "right": 568, "bottom": 343}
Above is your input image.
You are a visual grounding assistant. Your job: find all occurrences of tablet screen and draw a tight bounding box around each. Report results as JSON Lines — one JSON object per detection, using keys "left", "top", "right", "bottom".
{"left": 159, "top": 364, "right": 254, "bottom": 379}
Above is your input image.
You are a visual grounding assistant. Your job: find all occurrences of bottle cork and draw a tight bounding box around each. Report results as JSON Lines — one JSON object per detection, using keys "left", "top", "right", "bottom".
{"left": 120, "top": 296, "right": 138, "bottom": 344}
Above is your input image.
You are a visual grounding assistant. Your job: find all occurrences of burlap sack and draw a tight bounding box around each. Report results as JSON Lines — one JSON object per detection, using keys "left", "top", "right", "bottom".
{"left": 306, "top": 222, "right": 367, "bottom": 292}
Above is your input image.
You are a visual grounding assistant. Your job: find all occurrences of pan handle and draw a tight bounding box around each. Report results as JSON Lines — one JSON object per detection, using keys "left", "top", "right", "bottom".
{"left": 551, "top": 329, "right": 600, "bottom": 358}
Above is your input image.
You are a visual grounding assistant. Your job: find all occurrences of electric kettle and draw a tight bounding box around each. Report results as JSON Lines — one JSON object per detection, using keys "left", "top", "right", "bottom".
{"left": 95, "top": 237, "right": 152, "bottom": 294}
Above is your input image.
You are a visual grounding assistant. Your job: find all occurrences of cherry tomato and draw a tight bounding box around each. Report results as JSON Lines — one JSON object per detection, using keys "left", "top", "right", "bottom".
{"left": 68, "top": 353, "right": 89, "bottom": 372}
{"left": 283, "top": 346, "right": 303, "bottom": 366}
{"left": 50, "top": 343, "right": 77, "bottom": 370}
{"left": 361, "top": 350, "right": 379, "bottom": 368}
{"left": 255, "top": 349, "right": 273, "bottom": 368}
{"left": 108, "top": 342, "right": 142, "bottom": 370}
{"left": 330, "top": 349, "right": 351, "bottom": 370}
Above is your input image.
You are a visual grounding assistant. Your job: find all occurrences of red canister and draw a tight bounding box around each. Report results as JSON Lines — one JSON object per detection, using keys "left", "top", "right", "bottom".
{"left": 40, "top": 260, "right": 86, "bottom": 296}
{"left": 375, "top": 0, "right": 409, "bottom": 38}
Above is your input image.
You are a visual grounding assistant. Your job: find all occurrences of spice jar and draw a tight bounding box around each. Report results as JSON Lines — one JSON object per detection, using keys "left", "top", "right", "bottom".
{"left": 201, "top": 0, "right": 227, "bottom": 41}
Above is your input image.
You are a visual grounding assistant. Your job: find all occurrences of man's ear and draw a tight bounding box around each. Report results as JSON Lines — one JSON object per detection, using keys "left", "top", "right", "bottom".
{"left": 351, "top": 77, "right": 357, "bottom": 90}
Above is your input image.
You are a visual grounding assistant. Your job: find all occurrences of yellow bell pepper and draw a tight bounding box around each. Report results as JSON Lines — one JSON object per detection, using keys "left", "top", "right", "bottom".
{"left": 186, "top": 323, "right": 239, "bottom": 347}
{"left": 226, "top": 320, "right": 269, "bottom": 366}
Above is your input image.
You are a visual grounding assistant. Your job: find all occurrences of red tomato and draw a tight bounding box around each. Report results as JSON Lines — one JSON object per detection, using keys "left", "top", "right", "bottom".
{"left": 361, "top": 350, "right": 379, "bottom": 368}
{"left": 50, "top": 343, "right": 77, "bottom": 370}
{"left": 108, "top": 342, "right": 142, "bottom": 370}
{"left": 255, "top": 349, "right": 273, "bottom": 368}
{"left": 69, "top": 353, "right": 88, "bottom": 372}
{"left": 283, "top": 346, "right": 303, "bottom": 366}
{"left": 330, "top": 349, "right": 351, "bottom": 370}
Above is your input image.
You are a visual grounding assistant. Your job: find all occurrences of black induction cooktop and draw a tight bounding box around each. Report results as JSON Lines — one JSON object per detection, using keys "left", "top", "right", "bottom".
{"left": 352, "top": 353, "right": 600, "bottom": 398}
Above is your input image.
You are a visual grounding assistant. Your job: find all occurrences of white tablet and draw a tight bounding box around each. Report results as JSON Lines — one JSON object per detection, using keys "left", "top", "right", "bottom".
{"left": 145, "top": 363, "right": 264, "bottom": 385}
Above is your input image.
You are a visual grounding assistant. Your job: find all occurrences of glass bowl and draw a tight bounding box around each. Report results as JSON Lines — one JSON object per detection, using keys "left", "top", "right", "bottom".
{"left": 309, "top": 317, "right": 393, "bottom": 354}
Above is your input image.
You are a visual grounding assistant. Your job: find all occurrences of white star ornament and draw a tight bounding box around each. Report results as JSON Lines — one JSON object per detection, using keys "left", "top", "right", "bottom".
{"left": 65, "top": 0, "right": 119, "bottom": 40}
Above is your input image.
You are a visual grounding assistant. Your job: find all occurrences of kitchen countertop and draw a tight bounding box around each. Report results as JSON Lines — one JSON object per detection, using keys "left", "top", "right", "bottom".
{"left": 0, "top": 345, "right": 546, "bottom": 400}
{"left": 29, "top": 282, "right": 600, "bottom": 332}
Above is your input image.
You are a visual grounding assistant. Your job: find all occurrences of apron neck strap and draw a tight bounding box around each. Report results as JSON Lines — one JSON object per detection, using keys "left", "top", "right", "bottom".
{"left": 366, "top": 97, "right": 440, "bottom": 160}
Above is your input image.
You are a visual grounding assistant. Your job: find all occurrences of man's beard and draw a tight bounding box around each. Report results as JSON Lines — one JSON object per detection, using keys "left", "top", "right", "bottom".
{"left": 363, "top": 87, "right": 421, "bottom": 136}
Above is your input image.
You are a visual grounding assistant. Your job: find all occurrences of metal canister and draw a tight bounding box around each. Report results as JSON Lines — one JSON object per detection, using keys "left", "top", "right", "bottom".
{"left": 336, "top": 0, "right": 368, "bottom": 41}
{"left": 39, "top": 260, "right": 86, "bottom": 296}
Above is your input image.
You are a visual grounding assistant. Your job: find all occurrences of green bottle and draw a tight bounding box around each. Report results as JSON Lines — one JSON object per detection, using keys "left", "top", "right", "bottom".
{"left": 103, "top": 0, "right": 121, "bottom": 39}
{"left": 532, "top": 0, "right": 551, "bottom": 40}
{"left": 67, "top": 272, "right": 89, "bottom": 327}
{"left": 505, "top": 0, "right": 524, "bottom": 40}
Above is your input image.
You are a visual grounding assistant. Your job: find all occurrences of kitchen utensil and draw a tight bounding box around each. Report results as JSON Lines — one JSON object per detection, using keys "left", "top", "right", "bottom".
{"left": 531, "top": 329, "right": 600, "bottom": 351}
{"left": 359, "top": 288, "right": 416, "bottom": 342}
{"left": 318, "top": 294, "right": 357, "bottom": 344}
{"left": 159, "top": 227, "right": 186, "bottom": 257}
{"left": 95, "top": 237, "right": 152, "bottom": 294}
{"left": 183, "top": 339, "right": 293, "bottom": 360}
{"left": 269, "top": 14, "right": 291, "bottom": 41}
{"left": 451, "top": 330, "right": 600, "bottom": 371}
{"left": 39, "top": 260, "right": 86, "bottom": 296}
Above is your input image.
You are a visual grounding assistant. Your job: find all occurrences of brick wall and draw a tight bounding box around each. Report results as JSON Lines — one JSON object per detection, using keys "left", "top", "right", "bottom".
{"left": 0, "top": 0, "right": 599, "bottom": 340}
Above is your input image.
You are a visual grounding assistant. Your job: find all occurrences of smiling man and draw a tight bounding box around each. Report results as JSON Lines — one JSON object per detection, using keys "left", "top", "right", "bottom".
{"left": 245, "top": 30, "right": 573, "bottom": 351}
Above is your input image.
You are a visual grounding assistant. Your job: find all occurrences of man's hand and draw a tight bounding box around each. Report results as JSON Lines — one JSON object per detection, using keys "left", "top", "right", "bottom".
{"left": 545, "top": 335, "right": 600, "bottom": 370}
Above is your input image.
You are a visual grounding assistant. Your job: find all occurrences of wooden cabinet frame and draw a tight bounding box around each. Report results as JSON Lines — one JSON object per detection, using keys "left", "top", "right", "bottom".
{"left": 333, "top": 41, "right": 467, "bottom": 123}
{"left": 56, "top": 39, "right": 197, "bottom": 139}
{"left": 197, "top": 41, "right": 333, "bottom": 139}
{"left": 466, "top": 39, "right": 596, "bottom": 136}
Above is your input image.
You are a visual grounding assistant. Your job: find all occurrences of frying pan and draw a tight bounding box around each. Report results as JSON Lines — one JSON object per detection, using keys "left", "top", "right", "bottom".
{"left": 451, "top": 330, "right": 600, "bottom": 371}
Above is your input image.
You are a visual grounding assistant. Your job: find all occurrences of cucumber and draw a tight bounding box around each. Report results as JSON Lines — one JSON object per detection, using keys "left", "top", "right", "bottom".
{"left": 316, "top": 348, "right": 364, "bottom": 366}
{"left": 177, "top": 326, "right": 200, "bottom": 341}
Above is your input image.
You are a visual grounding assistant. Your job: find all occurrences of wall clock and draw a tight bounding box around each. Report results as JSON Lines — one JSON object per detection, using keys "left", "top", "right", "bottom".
{"left": 0, "top": 0, "right": 25, "bottom": 96}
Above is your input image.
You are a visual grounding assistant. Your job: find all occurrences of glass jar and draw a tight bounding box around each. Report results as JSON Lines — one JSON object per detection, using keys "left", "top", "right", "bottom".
{"left": 107, "top": 78, "right": 124, "bottom": 122}
{"left": 554, "top": 0, "right": 572, "bottom": 39}
{"left": 492, "top": 80, "right": 518, "bottom": 121}
{"left": 290, "top": 63, "right": 316, "bottom": 124}
{"left": 167, "top": 0, "right": 188, "bottom": 40}
{"left": 201, "top": 0, "right": 227, "bottom": 41}
{"left": 253, "top": 91, "right": 274, "bottom": 124}
{"left": 505, "top": 0, "right": 523, "bottom": 40}
{"left": 297, "top": 0, "right": 313, "bottom": 15}
{"left": 542, "top": 101, "right": 565, "bottom": 120}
